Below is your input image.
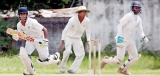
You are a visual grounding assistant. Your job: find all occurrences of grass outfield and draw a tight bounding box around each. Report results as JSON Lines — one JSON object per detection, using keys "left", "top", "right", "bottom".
{"left": 0, "top": 53, "right": 160, "bottom": 75}
{"left": 0, "top": 74, "right": 160, "bottom": 76}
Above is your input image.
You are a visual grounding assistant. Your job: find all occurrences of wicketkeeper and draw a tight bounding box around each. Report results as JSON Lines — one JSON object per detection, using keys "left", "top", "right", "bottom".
{"left": 100, "top": 1, "right": 149, "bottom": 75}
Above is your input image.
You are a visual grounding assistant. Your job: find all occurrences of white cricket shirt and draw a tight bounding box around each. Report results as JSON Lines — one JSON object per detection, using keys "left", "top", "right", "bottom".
{"left": 61, "top": 15, "right": 91, "bottom": 41}
{"left": 17, "top": 18, "right": 44, "bottom": 38}
{"left": 117, "top": 11, "right": 145, "bottom": 41}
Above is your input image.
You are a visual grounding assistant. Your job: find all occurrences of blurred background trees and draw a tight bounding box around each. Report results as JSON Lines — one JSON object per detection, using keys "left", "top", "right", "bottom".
{"left": 0, "top": 0, "right": 82, "bottom": 12}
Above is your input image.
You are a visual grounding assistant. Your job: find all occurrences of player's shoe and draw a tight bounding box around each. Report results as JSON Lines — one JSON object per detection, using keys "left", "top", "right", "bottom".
{"left": 54, "top": 52, "right": 60, "bottom": 60}
{"left": 100, "top": 56, "right": 109, "bottom": 69}
{"left": 117, "top": 67, "right": 131, "bottom": 75}
{"left": 37, "top": 52, "right": 60, "bottom": 66}
{"left": 67, "top": 69, "right": 78, "bottom": 74}
{"left": 60, "top": 67, "right": 65, "bottom": 73}
{"left": 23, "top": 69, "right": 36, "bottom": 75}
{"left": 54, "top": 52, "right": 60, "bottom": 66}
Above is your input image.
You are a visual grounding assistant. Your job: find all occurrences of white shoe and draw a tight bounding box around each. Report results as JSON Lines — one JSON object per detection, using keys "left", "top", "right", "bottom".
{"left": 23, "top": 69, "right": 36, "bottom": 75}
{"left": 37, "top": 52, "right": 60, "bottom": 66}
{"left": 54, "top": 52, "right": 60, "bottom": 60}
{"left": 54, "top": 52, "right": 60, "bottom": 67}
{"left": 60, "top": 67, "right": 65, "bottom": 73}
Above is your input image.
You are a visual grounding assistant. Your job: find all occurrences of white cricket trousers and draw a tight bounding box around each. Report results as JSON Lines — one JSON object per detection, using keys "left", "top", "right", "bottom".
{"left": 25, "top": 37, "right": 49, "bottom": 60}
{"left": 115, "top": 39, "right": 139, "bottom": 61}
{"left": 61, "top": 36, "right": 85, "bottom": 72}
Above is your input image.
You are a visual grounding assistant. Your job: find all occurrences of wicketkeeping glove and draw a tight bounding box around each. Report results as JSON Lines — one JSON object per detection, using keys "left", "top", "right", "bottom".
{"left": 116, "top": 36, "right": 124, "bottom": 48}
{"left": 142, "top": 36, "right": 149, "bottom": 44}
{"left": 12, "top": 34, "right": 19, "bottom": 41}
{"left": 39, "top": 39, "right": 49, "bottom": 48}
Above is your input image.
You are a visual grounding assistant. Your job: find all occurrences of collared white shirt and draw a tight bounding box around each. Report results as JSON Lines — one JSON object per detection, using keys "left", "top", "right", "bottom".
{"left": 61, "top": 14, "right": 91, "bottom": 41}
{"left": 17, "top": 18, "right": 44, "bottom": 38}
{"left": 117, "top": 11, "right": 145, "bottom": 41}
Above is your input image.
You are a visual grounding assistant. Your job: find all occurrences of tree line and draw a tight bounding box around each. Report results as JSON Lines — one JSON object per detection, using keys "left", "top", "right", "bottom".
{"left": 0, "top": 0, "right": 82, "bottom": 13}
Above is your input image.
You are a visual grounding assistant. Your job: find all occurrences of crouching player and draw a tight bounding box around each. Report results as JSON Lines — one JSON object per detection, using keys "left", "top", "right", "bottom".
{"left": 100, "top": 1, "right": 149, "bottom": 75}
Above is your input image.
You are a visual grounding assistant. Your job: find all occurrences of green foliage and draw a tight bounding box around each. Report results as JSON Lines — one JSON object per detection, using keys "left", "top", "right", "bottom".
{"left": 0, "top": 18, "right": 18, "bottom": 56}
{"left": 0, "top": 20, "right": 12, "bottom": 50}
{"left": 141, "top": 50, "right": 160, "bottom": 69}
{"left": 0, "top": 0, "right": 81, "bottom": 12}
{"left": 0, "top": 48, "right": 19, "bottom": 57}
{"left": 103, "top": 32, "right": 116, "bottom": 56}
{"left": 58, "top": 0, "right": 73, "bottom": 8}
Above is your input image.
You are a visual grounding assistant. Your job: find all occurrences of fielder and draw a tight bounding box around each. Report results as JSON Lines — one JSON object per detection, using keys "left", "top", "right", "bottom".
{"left": 12, "top": 7, "right": 60, "bottom": 75}
{"left": 59, "top": 6, "right": 91, "bottom": 73}
{"left": 101, "top": 1, "right": 149, "bottom": 75}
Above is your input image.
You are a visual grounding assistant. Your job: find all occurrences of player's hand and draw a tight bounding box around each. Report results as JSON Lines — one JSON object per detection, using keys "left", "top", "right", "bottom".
{"left": 116, "top": 36, "right": 124, "bottom": 48}
{"left": 142, "top": 36, "right": 149, "bottom": 44}
{"left": 39, "top": 38, "right": 49, "bottom": 48}
{"left": 12, "top": 34, "right": 19, "bottom": 41}
{"left": 87, "top": 41, "right": 90, "bottom": 50}
{"left": 26, "top": 36, "right": 34, "bottom": 42}
{"left": 60, "top": 40, "right": 65, "bottom": 52}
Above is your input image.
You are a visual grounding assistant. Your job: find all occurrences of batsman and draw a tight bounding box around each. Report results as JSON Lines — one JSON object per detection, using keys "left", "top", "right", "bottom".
{"left": 12, "top": 7, "right": 60, "bottom": 75}
{"left": 101, "top": 1, "right": 149, "bottom": 75}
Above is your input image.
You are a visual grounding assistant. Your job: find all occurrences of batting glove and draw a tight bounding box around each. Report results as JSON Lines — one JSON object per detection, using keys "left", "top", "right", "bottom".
{"left": 142, "top": 36, "right": 149, "bottom": 44}
{"left": 12, "top": 34, "right": 19, "bottom": 41}
{"left": 116, "top": 36, "right": 124, "bottom": 48}
{"left": 40, "top": 39, "right": 49, "bottom": 48}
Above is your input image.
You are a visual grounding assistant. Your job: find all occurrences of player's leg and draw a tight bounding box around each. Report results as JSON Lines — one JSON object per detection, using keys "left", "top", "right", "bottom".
{"left": 68, "top": 38, "right": 85, "bottom": 73}
{"left": 19, "top": 41, "right": 36, "bottom": 75}
{"left": 101, "top": 42, "right": 127, "bottom": 69}
{"left": 35, "top": 42, "right": 60, "bottom": 66}
{"left": 118, "top": 41, "right": 140, "bottom": 75}
{"left": 60, "top": 36, "right": 72, "bottom": 73}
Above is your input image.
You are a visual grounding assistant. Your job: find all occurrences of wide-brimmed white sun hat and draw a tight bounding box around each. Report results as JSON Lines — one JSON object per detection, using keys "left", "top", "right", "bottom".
{"left": 75, "top": 6, "right": 90, "bottom": 13}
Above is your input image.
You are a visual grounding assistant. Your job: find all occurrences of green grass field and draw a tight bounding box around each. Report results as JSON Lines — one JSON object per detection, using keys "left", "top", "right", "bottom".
{"left": 0, "top": 52, "right": 160, "bottom": 75}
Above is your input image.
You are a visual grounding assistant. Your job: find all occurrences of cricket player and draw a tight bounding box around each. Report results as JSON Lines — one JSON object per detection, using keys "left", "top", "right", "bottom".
{"left": 100, "top": 1, "right": 149, "bottom": 75}
{"left": 12, "top": 7, "right": 60, "bottom": 75}
{"left": 59, "top": 6, "right": 91, "bottom": 73}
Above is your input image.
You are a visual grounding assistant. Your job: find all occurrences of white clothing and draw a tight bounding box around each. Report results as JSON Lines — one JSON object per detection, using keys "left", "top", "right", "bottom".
{"left": 17, "top": 18, "right": 49, "bottom": 60}
{"left": 61, "top": 14, "right": 91, "bottom": 41}
{"left": 103, "top": 39, "right": 138, "bottom": 64}
{"left": 61, "top": 15, "right": 90, "bottom": 73}
{"left": 115, "top": 11, "right": 146, "bottom": 60}
{"left": 115, "top": 39, "right": 138, "bottom": 61}
{"left": 61, "top": 36, "right": 85, "bottom": 72}
{"left": 25, "top": 38, "right": 49, "bottom": 60}
{"left": 116, "top": 11, "right": 145, "bottom": 41}
{"left": 102, "top": 12, "right": 146, "bottom": 71}
{"left": 17, "top": 18, "right": 44, "bottom": 38}
{"left": 17, "top": 16, "right": 59, "bottom": 74}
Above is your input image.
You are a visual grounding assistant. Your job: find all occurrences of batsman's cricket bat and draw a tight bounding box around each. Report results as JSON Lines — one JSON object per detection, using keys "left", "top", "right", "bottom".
{"left": 6, "top": 28, "right": 46, "bottom": 44}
